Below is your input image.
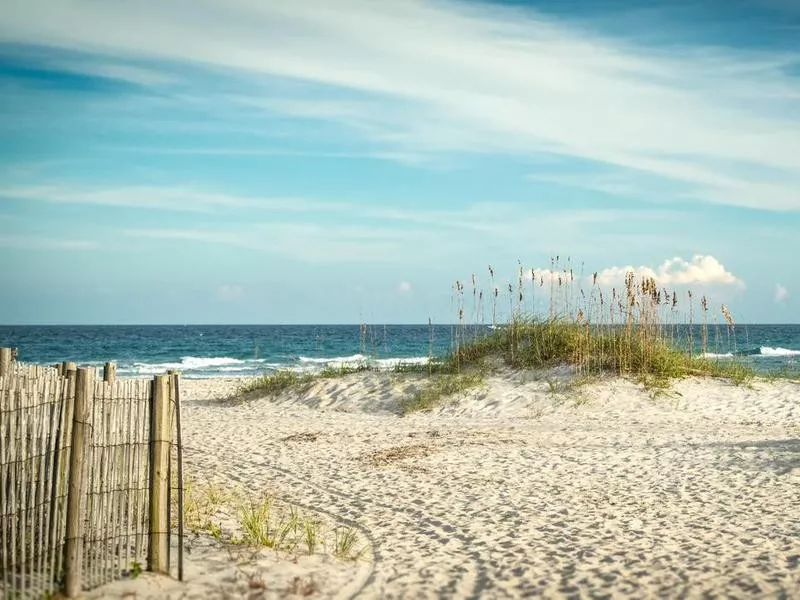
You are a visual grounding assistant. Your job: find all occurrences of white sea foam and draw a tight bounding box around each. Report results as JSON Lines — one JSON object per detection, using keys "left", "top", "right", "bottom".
{"left": 181, "top": 356, "right": 247, "bottom": 368}
{"left": 699, "top": 352, "right": 734, "bottom": 359}
{"left": 121, "top": 361, "right": 184, "bottom": 375}
{"left": 298, "top": 354, "right": 367, "bottom": 364}
{"left": 116, "top": 354, "right": 434, "bottom": 378}
{"left": 373, "top": 357, "right": 431, "bottom": 369}
{"left": 118, "top": 356, "right": 265, "bottom": 376}
{"left": 760, "top": 346, "right": 800, "bottom": 357}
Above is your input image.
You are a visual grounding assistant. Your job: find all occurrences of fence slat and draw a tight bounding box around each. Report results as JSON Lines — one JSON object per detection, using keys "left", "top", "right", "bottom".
{"left": 0, "top": 373, "right": 10, "bottom": 594}
{"left": 103, "top": 362, "right": 116, "bottom": 385}
{"left": 64, "top": 367, "right": 92, "bottom": 597}
{"left": 44, "top": 375, "right": 63, "bottom": 597}
{"left": 0, "top": 347, "right": 13, "bottom": 376}
{"left": 147, "top": 375, "right": 171, "bottom": 575}
{"left": 172, "top": 372, "right": 185, "bottom": 582}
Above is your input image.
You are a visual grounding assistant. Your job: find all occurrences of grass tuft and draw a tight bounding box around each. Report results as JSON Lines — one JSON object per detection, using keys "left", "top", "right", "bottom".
{"left": 400, "top": 372, "right": 483, "bottom": 414}
{"left": 332, "top": 526, "right": 367, "bottom": 561}
{"left": 239, "top": 497, "right": 278, "bottom": 548}
{"left": 237, "top": 370, "right": 315, "bottom": 397}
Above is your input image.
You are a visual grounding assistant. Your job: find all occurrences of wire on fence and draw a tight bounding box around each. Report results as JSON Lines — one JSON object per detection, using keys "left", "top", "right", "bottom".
{"left": 1, "top": 352, "right": 184, "bottom": 599}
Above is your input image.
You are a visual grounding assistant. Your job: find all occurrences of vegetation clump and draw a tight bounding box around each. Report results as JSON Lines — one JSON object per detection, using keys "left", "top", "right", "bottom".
{"left": 237, "top": 363, "right": 379, "bottom": 398}
{"left": 235, "top": 256, "right": 758, "bottom": 411}
{"left": 442, "top": 259, "right": 754, "bottom": 389}
{"left": 177, "top": 478, "right": 368, "bottom": 560}
{"left": 399, "top": 372, "right": 484, "bottom": 414}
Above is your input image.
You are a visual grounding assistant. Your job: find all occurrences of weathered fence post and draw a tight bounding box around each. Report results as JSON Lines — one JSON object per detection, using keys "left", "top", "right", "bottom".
{"left": 103, "top": 362, "right": 117, "bottom": 385}
{"left": 0, "top": 347, "right": 13, "bottom": 376}
{"left": 64, "top": 367, "right": 92, "bottom": 597}
{"left": 61, "top": 361, "right": 76, "bottom": 379}
{"left": 148, "top": 375, "right": 171, "bottom": 574}
{"left": 169, "top": 370, "right": 185, "bottom": 581}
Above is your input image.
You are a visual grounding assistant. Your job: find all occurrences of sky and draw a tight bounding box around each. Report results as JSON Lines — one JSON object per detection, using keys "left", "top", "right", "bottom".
{"left": 0, "top": 0, "right": 798, "bottom": 325}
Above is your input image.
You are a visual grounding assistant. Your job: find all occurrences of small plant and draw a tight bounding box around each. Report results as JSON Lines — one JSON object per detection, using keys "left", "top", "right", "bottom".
{"left": 181, "top": 477, "right": 232, "bottom": 538}
{"left": 275, "top": 506, "right": 301, "bottom": 552}
{"left": 208, "top": 521, "right": 222, "bottom": 541}
{"left": 239, "top": 497, "right": 277, "bottom": 547}
{"left": 122, "top": 560, "right": 143, "bottom": 580}
{"left": 332, "top": 526, "right": 366, "bottom": 561}
{"left": 303, "top": 518, "right": 321, "bottom": 554}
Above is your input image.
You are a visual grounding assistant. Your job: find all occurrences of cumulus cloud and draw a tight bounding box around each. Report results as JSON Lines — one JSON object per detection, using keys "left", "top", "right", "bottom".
{"left": 523, "top": 268, "right": 575, "bottom": 287}
{"left": 215, "top": 284, "right": 244, "bottom": 302}
{"left": 596, "top": 255, "right": 744, "bottom": 288}
{"left": 775, "top": 283, "right": 789, "bottom": 303}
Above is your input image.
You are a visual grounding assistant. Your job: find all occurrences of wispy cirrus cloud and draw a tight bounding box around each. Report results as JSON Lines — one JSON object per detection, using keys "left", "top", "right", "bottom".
{"left": 0, "top": 233, "right": 97, "bottom": 251}
{"left": 124, "top": 225, "right": 406, "bottom": 263}
{"left": 0, "top": 184, "right": 350, "bottom": 214}
{"left": 2, "top": 0, "right": 799, "bottom": 210}
{"left": 120, "top": 203, "right": 690, "bottom": 267}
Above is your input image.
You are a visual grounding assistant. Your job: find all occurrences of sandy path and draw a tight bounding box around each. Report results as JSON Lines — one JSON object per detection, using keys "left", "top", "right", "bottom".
{"left": 95, "top": 373, "right": 800, "bottom": 598}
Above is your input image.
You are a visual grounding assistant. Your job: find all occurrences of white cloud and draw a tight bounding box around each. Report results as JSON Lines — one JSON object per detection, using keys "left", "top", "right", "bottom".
{"left": 0, "top": 233, "right": 97, "bottom": 250}
{"left": 523, "top": 268, "right": 575, "bottom": 287}
{"left": 215, "top": 284, "right": 244, "bottom": 302}
{"left": 398, "top": 281, "right": 412, "bottom": 293}
{"left": 775, "top": 283, "right": 789, "bottom": 303}
{"left": 0, "top": 184, "right": 349, "bottom": 214}
{"left": 2, "top": 1, "right": 799, "bottom": 210}
{"left": 121, "top": 204, "right": 671, "bottom": 265}
{"left": 125, "top": 225, "right": 408, "bottom": 263}
{"left": 596, "top": 255, "right": 744, "bottom": 288}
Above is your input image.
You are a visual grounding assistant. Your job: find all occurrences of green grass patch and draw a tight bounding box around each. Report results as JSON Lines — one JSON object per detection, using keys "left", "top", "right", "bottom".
{"left": 400, "top": 372, "right": 484, "bottom": 414}
{"left": 445, "top": 317, "right": 755, "bottom": 387}
{"left": 332, "top": 525, "right": 367, "bottom": 561}
{"left": 238, "top": 370, "right": 315, "bottom": 397}
{"left": 235, "top": 363, "right": 381, "bottom": 399}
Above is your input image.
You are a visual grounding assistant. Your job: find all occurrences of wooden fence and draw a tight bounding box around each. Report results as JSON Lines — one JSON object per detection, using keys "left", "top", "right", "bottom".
{"left": 0, "top": 349, "right": 184, "bottom": 599}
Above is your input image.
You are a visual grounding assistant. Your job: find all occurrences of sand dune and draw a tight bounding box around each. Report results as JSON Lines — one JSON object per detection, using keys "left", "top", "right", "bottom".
{"left": 91, "top": 371, "right": 800, "bottom": 599}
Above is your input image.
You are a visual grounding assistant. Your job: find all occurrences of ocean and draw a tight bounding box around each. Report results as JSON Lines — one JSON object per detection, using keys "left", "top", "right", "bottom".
{"left": 0, "top": 324, "right": 798, "bottom": 379}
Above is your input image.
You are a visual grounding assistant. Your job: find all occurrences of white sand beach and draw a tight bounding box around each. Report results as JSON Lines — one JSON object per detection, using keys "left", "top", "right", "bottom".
{"left": 90, "top": 371, "right": 800, "bottom": 599}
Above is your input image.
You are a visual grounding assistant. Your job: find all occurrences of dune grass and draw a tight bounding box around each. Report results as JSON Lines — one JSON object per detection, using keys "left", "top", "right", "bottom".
{"left": 181, "top": 477, "right": 232, "bottom": 540}
{"left": 446, "top": 317, "right": 753, "bottom": 389}
{"left": 399, "top": 372, "right": 484, "bottom": 414}
{"left": 235, "top": 257, "right": 757, "bottom": 410}
{"left": 237, "top": 363, "right": 380, "bottom": 398}
{"left": 177, "top": 478, "right": 368, "bottom": 560}
{"left": 237, "top": 370, "right": 316, "bottom": 397}
{"left": 441, "top": 260, "right": 755, "bottom": 389}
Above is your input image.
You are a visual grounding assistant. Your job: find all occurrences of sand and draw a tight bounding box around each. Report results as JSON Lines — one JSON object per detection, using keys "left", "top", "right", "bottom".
{"left": 90, "top": 370, "right": 800, "bottom": 599}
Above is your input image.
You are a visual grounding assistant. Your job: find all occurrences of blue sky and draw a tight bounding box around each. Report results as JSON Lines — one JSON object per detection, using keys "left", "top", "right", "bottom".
{"left": 1, "top": 0, "right": 798, "bottom": 324}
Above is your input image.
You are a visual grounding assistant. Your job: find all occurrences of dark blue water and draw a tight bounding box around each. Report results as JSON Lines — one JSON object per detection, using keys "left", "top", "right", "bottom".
{"left": 0, "top": 324, "right": 797, "bottom": 378}
{"left": 0, "top": 324, "right": 455, "bottom": 378}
